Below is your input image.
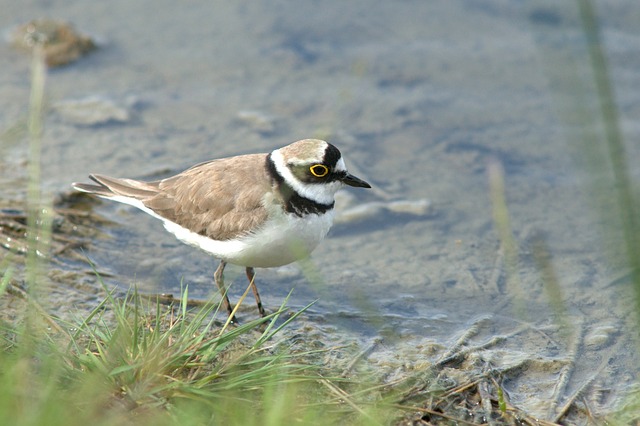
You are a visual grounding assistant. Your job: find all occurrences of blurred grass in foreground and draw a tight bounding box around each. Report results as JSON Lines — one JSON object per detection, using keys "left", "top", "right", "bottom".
{"left": 525, "top": 0, "right": 640, "bottom": 422}
{"left": 576, "top": 0, "right": 640, "bottom": 422}
{"left": 577, "top": 0, "right": 640, "bottom": 309}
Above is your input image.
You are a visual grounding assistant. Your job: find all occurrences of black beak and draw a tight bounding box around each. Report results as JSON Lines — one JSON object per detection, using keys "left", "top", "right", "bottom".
{"left": 342, "top": 172, "right": 371, "bottom": 188}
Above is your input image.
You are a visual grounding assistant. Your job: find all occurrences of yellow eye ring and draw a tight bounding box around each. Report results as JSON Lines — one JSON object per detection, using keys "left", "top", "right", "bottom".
{"left": 309, "top": 164, "right": 329, "bottom": 178}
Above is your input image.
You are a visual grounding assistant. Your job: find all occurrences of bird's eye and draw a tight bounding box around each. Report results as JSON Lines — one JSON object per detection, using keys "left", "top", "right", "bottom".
{"left": 309, "top": 164, "right": 329, "bottom": 178}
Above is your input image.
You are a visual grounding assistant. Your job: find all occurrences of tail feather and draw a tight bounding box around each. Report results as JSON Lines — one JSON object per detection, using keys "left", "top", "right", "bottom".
{"left": 72, "top": 181, "right": 114, "bottom": 197}
{"left": 73, "top": 174, "right": 159, "bottom": 200}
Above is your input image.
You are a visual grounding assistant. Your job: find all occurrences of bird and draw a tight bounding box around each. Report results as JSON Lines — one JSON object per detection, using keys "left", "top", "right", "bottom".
{"left": 73, "top": 139, "right": 371, "bottom": 320}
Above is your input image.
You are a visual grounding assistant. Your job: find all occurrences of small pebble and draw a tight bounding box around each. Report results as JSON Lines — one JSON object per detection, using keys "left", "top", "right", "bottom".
{"left": 584, "top": 324, "right": 617, "bottom": 348}
{"left": 336, "top": 198, "right": 431, "bottom": 224}
{"left": 236, "top": 110, "right": 277, "bottom": 134}
{"left": 52, "top": 95, "right": 136, "bottom": 126}
{"left": 9, "top": 19, "right": 96, "bottom": 67}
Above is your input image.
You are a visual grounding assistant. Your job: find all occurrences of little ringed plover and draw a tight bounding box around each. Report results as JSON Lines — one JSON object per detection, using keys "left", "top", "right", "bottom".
{"left": 73, "top": 139, "right": 371, "bottom": 320}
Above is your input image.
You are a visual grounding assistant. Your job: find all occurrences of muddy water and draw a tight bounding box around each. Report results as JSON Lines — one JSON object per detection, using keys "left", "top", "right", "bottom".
{"left": 1, "top": 0, "right": 639, "bottom": 419}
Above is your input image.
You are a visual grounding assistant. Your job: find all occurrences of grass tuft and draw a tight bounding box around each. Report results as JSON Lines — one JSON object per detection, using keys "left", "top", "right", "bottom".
{"left": 0, "top": 277, "right": 391, "bottom": 425}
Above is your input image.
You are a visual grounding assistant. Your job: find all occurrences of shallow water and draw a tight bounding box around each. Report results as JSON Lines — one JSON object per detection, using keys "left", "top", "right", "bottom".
{"left": 1, "top": 0, "right": 639, "bottom": 419}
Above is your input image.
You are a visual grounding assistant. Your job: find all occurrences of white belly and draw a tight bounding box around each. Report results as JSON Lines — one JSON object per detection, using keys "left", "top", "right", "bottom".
{"left": 162, "top": 210, "right": 335, "bottom": 268}
{"left": 100, "top": 194, "right": 336, "bottom": 268}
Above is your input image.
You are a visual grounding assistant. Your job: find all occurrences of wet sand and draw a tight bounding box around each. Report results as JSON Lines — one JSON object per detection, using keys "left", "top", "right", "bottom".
{"left": 1, "top": 1, "right": 639, "bottom": 419}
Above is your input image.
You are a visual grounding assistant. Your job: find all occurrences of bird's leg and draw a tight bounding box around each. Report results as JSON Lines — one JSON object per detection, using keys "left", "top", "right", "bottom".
{"left": 246, "top": 267, "right": 266, "bottom": 317}
{"left": 214, "top": 260, "right": 236, "bottom": 321}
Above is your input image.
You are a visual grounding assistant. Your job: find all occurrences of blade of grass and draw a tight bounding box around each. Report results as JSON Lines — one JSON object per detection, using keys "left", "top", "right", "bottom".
{"left": 488, "top": 159, "right": 525, "bottom": 317}
{"left": 577, "top": 0, "right": 640, "bottom": 319}
{"left": 25, "top": 43, "right": 47, "bottom": 293}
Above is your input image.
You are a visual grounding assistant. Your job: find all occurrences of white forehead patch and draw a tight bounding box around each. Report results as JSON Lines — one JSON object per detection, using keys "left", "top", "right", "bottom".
{"left": 335, "top": 157, "right": 347, "bottom": 173}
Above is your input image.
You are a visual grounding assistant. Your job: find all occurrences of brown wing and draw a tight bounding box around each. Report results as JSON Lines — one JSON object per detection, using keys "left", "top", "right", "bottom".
{"left": 82, "top": 153, "right": 273, "bottom": 241}
{"left": 144, "top": 153, "right": 273, "bottom": 241}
